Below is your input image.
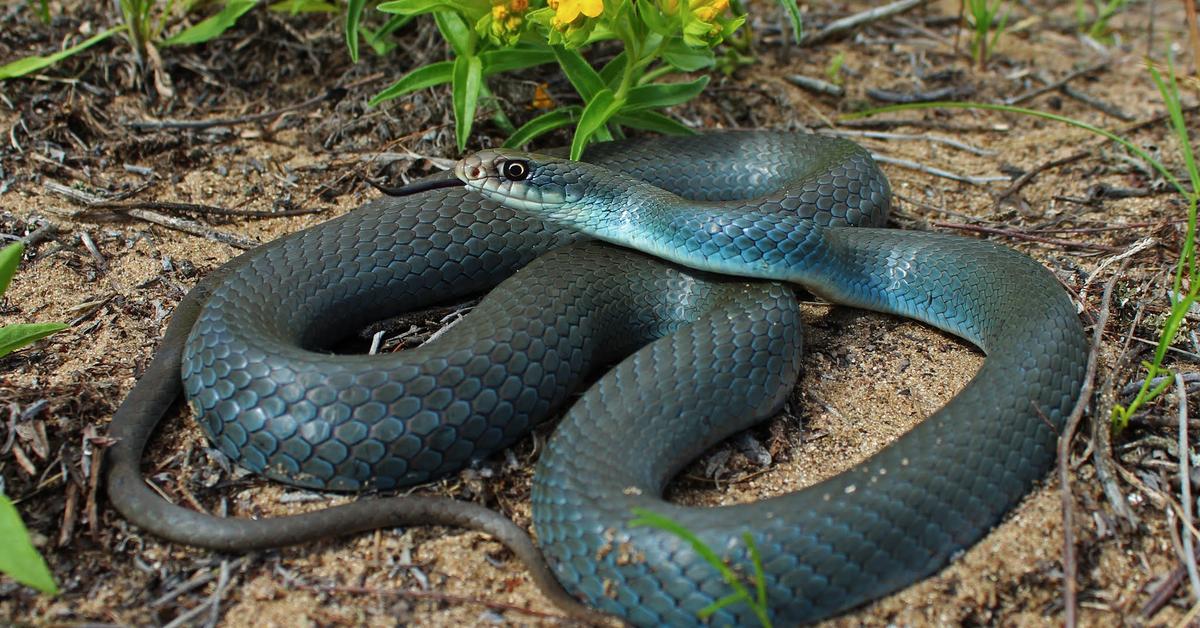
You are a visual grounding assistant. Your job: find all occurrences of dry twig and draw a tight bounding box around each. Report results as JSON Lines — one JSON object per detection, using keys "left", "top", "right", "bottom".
{"left": 802, "top": 0, "right": 928, "bottom": 46}
{"left": 933, "top": 221, "right": 1122, "bottom": 252}
{"left": 1003, "top": 59, "right": 1113, "bottom": 106}
{"left": 43, "top": 180, "right": 260, "bottom": 249}
{"left": 300, "top": 582, "right": 579, "bottom": 622}
{"left": 1180, "top": 372, "right": 1200, "bottom": 604}
{"left": 127, "top": 88, "right": 346, "bottom": 131}
{"left": 1059, "top": 84, "right": 1134, "bottom": 121}
{"left": 820, "top": 129, "right": 996, "bottom": 156}
{"left": 871, "top": 154, "right": 1007, "bottom": 185}
{"left": 1059, "top": 273, "right": 1114, "bottom": 628}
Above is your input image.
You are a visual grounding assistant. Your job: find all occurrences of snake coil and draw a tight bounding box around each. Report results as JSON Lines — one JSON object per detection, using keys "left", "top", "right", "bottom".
{"left": 107, "top": 131, "right": 1086, "bottom": 625}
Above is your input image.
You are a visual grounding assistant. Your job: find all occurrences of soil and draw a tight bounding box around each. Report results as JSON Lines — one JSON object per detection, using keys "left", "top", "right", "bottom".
{"left": 0, "top": 0, "right": 1197, "bottom": 626}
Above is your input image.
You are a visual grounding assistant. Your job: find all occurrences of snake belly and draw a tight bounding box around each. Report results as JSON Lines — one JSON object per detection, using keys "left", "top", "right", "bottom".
{"left": 174, "top": 131, "right": 1085, "bottom": 625}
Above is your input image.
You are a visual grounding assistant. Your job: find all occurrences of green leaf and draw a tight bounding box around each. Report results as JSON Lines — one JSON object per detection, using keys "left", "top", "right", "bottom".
{"left": 0, "top": 323, "right": 67, "bottom": 359}
{"left": 662, "top": 39, "right": 715, "bottom": 72}
{"left": 744, "top": 531, "right": 767, "bottom": 606}
{"left": 721, "top": 13, "right": 747, "bottom": 40}
{"left": 0, "top": 495, "right": 56, "bottom": 595}
{"left": 452, "top": 53, "right": 483, "bottom": 151}
{"left": 640, "top": 3, "right": 674, "bottom": 36}
{"left": 369, "top": 48, "right": 548, "bottom": 107}
{"left": 346, "top": 0, "right": 366, "bottom": 61}
{"left": 776, "top": 0, "right": 803, "bottom": 44}
{"left": 479, "top": 47, "right": 555, "bottom": 75}
{"left": 624, "top": 76, "right": 709, "bottom": 111}
{"left": 600, "top": 51, "right": 628, "bottom": 87}
{"left": 612, "top": 110, "right": 695, "bottom": 135}
{"left": 699, "top": 593, "right": 745, "bottom": 618}
{"left": 598, "top": 51, "right": 628, "bottom": 87}
{"left": 268, "top": 0, "right": 337, "bottom": 13}
{"left": 570, "top": 88, "right": 623, "bottom": 160}
{"left": 630, "top": 508, "right": 771, "bottom": 627}
{"left": 629, "top": 508, "right": 743, "bottom": 588}
{"left": 503, "top": 107, "right": 581, "bottom": 148}
{"left": 0, "top": 241, "right": 23, "bottom": 298}
{"left": 360, "top": 14, "right": 414, "bottom": 57}
{"left": 34, "top": 0, "right": 51, "bottom": 24}
{"left": 0, "top": 27, "right": 123, "bottom": 80}
{"left": 369, "top": 61, "right": 454, "bottom": 105}
{"left": 379, "top": 0, "right": 478, "bottom": 18}
{"left": 552, "top": 46, "right": 604, "bottom": 100}
{"left": 1150, "top": 62, "right": 1200, "bottom": 195}
{"left": 434, "top": 11, "right": 473, "bottom": 57}
{"left": 376, "top": 12, "right": 414, "bottom": 37}
{"left": 481, "top": 83, "right": 515, "bottom": 134}
{"left": 164, "top": 0, "right": 257, "bottom": 46}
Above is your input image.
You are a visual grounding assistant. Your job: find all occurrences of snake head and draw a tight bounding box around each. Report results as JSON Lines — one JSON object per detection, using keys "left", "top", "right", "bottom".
{"left": 457, "top": 148, "right": 680, "bottom": 242}
{"left": 457, "top": 150, "right": 582, "bottom": 209}
{"left": 456, "top": 149, "right": 607, "bottom": 222}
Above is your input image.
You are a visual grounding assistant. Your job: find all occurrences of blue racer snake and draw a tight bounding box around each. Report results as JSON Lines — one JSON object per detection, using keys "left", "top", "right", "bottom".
{"left": 106, "top": 131, "right": 1087, "bottom": 625}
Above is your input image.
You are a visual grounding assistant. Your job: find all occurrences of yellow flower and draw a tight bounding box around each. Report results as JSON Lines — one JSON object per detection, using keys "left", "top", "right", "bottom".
{"left": 549, "top": 0, "right": 603, "bottom": 27}
{"left": 676, "top": 0, "right": 735, "bottom": 46}
{"left": 482, "top": 0, "right": 529, "bottom": 45}
{"left": 689, "top": 0, "right": 727, "bottom": 22}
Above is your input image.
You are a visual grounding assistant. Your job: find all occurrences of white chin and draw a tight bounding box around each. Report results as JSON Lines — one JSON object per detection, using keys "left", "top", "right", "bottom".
{"left": 483, "top": 190, "right": 553, "bottom": 214}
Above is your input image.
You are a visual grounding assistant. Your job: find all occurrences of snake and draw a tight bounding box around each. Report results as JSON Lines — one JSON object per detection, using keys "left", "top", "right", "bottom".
{"left": 106, "top": 131, "right": 1087, "bottom": 625}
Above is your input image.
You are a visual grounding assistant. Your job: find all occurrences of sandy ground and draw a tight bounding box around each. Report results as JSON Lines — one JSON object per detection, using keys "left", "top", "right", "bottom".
{"left": 1, "top": 0, "right": 1197, "bottom": 625}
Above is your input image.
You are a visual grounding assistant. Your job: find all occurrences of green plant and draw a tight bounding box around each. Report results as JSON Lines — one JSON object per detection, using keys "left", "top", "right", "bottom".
{"left": 847, "top": 60, "right": 1198, "bottom": 433}
{"left": 962, "top": 0, "right": 1010, "bottom": 67}
{"left": 346, "top": 0, "right": 419, "bottom": 60}
{"left": 1, "top": 1, "right": 287, "bottom": 81}
{"left": 1113, "top": 60, "right": 1199, "bottom": 430}
{"left": 824, "top": 50, "right": 845, "bottom": 85}
{"left": 1074, "top": 0, "right": 1129, "bottom": 42}
{"left": 0, "top": 27, "right": 124, "bottom": 80}
{"left": 118, "top": 0, "right": 257, "bottom": 57}
{"left": 0, "top": 241, "right": 63, "bottom": 595}
{"left": 366, "top": 0, "right": 761, "bottom": 157}
{"left": 0, "top": 242, "right": 67, "bottom": 358}
{"left": 31, "top": 0, "right": 51, "bottom": 24}
{"left": 630, "top": 508, "right": 771, "bottom": 626}
{"left": 0, "top": 494, "right": 57, "bottom": 595}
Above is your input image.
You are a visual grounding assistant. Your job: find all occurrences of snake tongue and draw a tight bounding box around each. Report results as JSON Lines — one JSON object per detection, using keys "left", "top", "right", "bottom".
{"left": 368, "top": 176, "right": 464, "bottom": 198}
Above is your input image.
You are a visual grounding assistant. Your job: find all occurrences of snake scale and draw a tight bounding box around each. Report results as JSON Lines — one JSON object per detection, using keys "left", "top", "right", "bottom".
{"left": 106, "top": 131, "right": 1087, "bottom": 625}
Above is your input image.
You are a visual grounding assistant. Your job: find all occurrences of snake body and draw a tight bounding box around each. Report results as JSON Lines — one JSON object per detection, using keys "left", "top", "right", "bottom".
{"left": 106, "top": 131, "right": 1086, "bottom": 625}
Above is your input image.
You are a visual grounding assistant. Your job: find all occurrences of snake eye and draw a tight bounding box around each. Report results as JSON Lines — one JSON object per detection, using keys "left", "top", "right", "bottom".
{"left": 503, "top": 159, "right": 529, "bottom": 181}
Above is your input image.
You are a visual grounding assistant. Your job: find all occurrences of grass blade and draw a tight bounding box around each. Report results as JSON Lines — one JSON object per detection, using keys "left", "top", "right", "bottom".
{"left": 163, "top": 0, "right": 257, "bottom": 46}
{"left": 776, "top": 0, "right": 803, "bottom": 43}
{"left": 0, "top": 495, "right": 57, "bottom": 595}
{"left": 0, "top": 323, "right": 68, "bottom": 359}
{"left": 0, "top": 27, "right": 123, "bottom": 80}
{"left": 845, "top": 101, "right": 1187, "bottom": 195}
{"left": 0, "top": 241, "right": 23, "bottom": 297}
{"left": 346, "top": 0, "right": 366, "bottom": 61}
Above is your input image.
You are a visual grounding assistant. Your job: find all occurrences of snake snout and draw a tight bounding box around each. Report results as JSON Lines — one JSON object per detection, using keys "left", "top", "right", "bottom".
{"left": 455, "top": 154, "right": 490, "bottom": 185}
